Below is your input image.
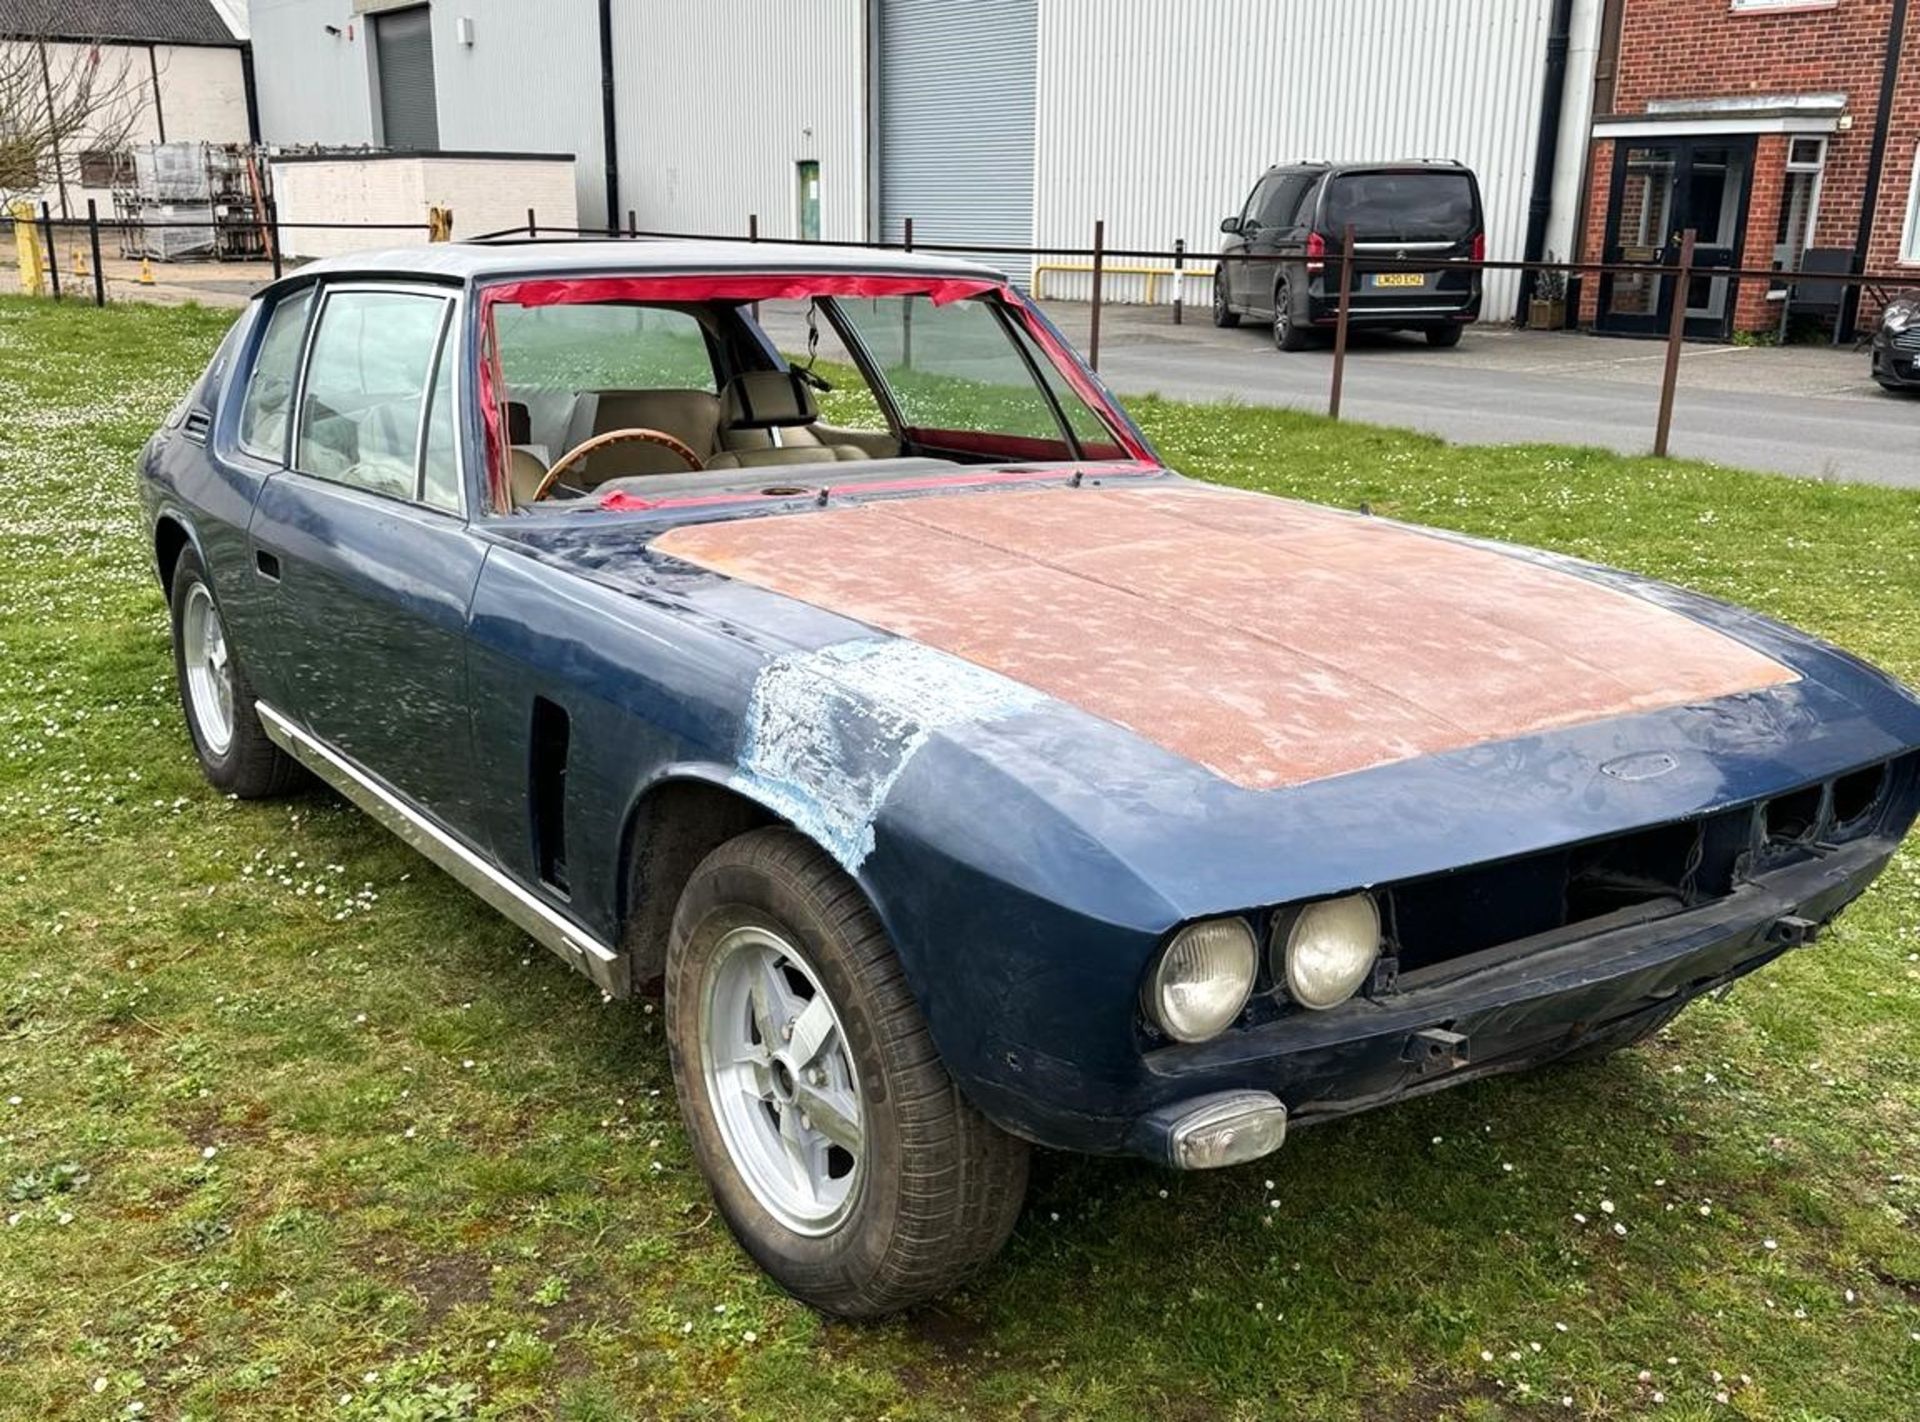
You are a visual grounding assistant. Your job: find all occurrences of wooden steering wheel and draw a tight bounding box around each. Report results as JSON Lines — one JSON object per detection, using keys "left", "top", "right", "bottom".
{"left": 532, "top": 427, "right": 705, "bottom": 501}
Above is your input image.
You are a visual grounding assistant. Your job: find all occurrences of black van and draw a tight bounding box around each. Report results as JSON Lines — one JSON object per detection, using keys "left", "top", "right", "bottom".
{"left": 1215, "top": 161, "right": 1485, "bottom": 351}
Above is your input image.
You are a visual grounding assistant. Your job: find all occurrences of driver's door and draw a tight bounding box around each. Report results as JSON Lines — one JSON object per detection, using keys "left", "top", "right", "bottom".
{"left": 1226, "top": 179, "right": 1272, "bottom": 309}
{"left": 246, "top": 282, "right": 492, "bottom": 837}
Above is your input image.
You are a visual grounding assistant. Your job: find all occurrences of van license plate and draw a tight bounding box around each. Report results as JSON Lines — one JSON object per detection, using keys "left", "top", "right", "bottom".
{"left": 1370, "top": 273, "right": 1428, "bottom": 289}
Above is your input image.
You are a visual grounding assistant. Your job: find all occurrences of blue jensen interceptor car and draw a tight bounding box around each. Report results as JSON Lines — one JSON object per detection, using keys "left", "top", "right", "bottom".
{"left": 140, "top": 239, "right": 1920, "bottom": 1316}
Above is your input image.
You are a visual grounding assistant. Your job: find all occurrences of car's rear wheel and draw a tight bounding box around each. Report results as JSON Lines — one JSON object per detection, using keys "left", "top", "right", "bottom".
{"left": 665, "top": 826, "right": 1029, "bottom": 1317}
{"left": 1425, "top": 324, "right": 1465, "bottom": 349}
{"left": 1273, "top": 281, "right": 1310, "bottom": 352}
{"left": 1211, "top": 272, "right": 1240, "bottom": 328}
{"left": 168, "top": 545, "right": 299, "bottom": 799}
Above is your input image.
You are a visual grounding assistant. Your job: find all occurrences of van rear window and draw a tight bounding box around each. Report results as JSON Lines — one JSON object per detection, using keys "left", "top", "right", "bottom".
{"left": 1322, "top": 172, "right": 1477, "bottom": 241}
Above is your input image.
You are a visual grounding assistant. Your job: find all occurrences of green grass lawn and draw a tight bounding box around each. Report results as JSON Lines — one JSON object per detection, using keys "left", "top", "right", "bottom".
{"left": 2, "top": 294, "right": 1918, "bottom": 1421}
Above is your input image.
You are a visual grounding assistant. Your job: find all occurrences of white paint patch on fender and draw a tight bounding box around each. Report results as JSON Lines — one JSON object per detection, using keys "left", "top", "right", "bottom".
{"left": 735, "top": 638, "right": 1047, "bottom": 872}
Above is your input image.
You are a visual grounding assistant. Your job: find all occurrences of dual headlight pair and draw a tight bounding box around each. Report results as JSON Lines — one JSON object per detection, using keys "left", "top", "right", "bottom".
{"left": 1143, "top": 894, "right": 1381, "bottom": 1043}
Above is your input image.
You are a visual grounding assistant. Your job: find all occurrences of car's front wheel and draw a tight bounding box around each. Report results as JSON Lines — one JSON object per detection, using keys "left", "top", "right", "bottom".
{"left": 1425, "top": 324, "right": 1465, "bottom": 349}
{"left": 665, "top": 827, "right": 1029, "bottom": 1317}
{"left": 1212, "top": 272, "right": 1240, "bottom": 328}
{"left": 168, "top": 545, "right": 299, "bottom": 799}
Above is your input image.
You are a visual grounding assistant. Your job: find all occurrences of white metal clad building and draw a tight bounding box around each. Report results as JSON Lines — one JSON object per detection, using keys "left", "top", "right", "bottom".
{"left": 877, "top": 0, "right": 1038, "bottom": 284}
{"left": 1031, "top": 0, "right": 1604, "bottom": 316}
{"left": 249, "top": 0, "right": 1603, "bottom": 319}
{"left": 608, "top": 0, "right": 863, "bottom": 243}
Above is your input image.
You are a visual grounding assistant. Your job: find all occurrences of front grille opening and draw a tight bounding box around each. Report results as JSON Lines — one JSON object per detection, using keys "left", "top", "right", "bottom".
{"left": 1381, "top": 756, "right": 1915, "bottom": 985}
{"left": 1832, "top": 763, "right": 1888, "bottom": 830}
{"left": 1764, "top": 786, "right": 1823, "bottom": 846}
{"left": 1565, "top": 821, "right": 1701, "bottom": 921}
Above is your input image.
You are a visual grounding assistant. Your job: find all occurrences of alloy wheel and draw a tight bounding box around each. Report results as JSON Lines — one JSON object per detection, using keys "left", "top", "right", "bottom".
{"left": 181, "top": 581, "right": 235, "bottom": 756}
{"left": 699, "top": 923, "right": 866, "bottom": 1235}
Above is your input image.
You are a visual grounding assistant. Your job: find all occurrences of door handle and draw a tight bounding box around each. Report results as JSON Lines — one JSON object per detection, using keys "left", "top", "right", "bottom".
{"left": 254, "top": 549, "right": 281, "bottom": 582}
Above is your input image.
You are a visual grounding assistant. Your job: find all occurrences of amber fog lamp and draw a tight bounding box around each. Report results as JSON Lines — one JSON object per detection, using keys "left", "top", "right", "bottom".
{"left": 1145, "top": 918, "right": 1258, "bottom": 1043}
{"left": 1276, "top": 894, "right": 1381, "bottom": 1010}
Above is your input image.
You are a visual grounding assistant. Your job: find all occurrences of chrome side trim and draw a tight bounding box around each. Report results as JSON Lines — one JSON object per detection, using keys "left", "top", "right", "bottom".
{"left": 255, "top": 700, "right": 629, "bottom": 997}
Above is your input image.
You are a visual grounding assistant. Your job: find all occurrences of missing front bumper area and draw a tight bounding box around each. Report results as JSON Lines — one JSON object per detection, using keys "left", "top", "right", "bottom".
{"left": 1134, "top": 1090, "right": 1290, "bottom": 1169}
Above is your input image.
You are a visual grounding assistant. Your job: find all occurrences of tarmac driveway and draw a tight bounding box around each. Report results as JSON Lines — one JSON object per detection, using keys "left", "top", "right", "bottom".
{"left": 1037, "top": 303, "right": 1920, "bottom": 489}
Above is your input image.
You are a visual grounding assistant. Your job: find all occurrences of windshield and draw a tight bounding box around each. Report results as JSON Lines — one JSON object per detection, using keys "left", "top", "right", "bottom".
{"left": 1322, "top": 171, "right": 1478, "bottom": 241}
{"left": 482, "top": 278, "right": 1139, "bottom": 510}
{"left": 830, "top": 296, "right": 1124, "bottom": 457}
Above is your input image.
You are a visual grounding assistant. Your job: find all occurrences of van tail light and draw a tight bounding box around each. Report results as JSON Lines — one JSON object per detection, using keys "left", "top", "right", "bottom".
{"left": 1306, "top": 231, "right": 1327, "bottom": 274}
{"left": 1471, "top": 232, "right": 1486, "bottom": 264}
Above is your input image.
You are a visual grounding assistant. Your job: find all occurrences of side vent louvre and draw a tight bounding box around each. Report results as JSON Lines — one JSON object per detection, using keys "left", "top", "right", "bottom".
{"left": 530, "top": 697, "right": 571, "bottom": 895}
{"left": 181, "top": 409, "right": 211, "bottom": 445}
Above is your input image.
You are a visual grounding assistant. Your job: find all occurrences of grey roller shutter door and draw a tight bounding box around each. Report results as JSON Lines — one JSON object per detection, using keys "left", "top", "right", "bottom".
{"left": 375, "top": 7, "right": 440, "bottom": 152}
{"left": 878, "top": 0, "right": 1036, "bottom": 286}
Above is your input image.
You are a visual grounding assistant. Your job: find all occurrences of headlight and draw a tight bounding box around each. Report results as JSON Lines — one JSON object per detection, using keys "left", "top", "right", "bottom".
{"left": 1275, "top": 894, "right": 1382, "bottom": 1010}
{"left": 1885, "top": 300, "right": 1918, "bottom": 334}
{"left": 1144, "top": 918, "right": 1257, "bottom": 1042}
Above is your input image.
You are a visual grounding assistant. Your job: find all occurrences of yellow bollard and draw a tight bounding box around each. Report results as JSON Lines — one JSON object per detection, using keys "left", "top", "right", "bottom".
{"left": 70, "top": 246, "right": 88, "bottom": 278}
{"left": 428, "top": 205, "right": 453, "bottom": 242}
{"left": 139, "top": 257, "right": 154, "bottom": 285}
{"left": 9, "top": 202, "right": 44, "bottom": 296}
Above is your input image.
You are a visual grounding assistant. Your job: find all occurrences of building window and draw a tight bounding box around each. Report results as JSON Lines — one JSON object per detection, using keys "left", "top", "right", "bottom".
{"left": 1901, "top": 145, "right": 1920, "bottom": 264}
{"left": 1729, "top": 0, "right": 1838, "bottom": 11}
{"left": 77, "top": 149, "right": 128, "bottom": 188}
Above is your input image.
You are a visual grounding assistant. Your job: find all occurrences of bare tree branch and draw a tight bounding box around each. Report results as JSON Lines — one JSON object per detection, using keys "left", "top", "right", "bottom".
{"left": 0, "top": 4, "right": 151, "bottom": 210}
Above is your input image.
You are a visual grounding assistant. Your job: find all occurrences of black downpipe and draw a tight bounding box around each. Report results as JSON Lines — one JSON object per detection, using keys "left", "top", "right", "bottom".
{"left": 597, "top": 0, "right": 621, "bottom": 233}
{"left": 239, "top": 43, "right": 262, "bottom": 144}
{"left": 1840, "top": 0, "right": 1908, "bottom": 343}
{"left": 1517, "top": 0, "right": 1576, "bottom": 321}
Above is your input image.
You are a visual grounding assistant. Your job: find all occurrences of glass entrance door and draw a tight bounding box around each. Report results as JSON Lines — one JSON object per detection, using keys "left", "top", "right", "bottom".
{"left": 1598, "top": 137, "right": 1754, "bottom": 339}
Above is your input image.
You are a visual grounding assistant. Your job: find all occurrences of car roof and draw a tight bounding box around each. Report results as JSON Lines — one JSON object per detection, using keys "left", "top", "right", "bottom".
{"left": 285, "top": 238, "right": 1009, "bottom": 289}
{"left": 1262, "top": 160, "right": 1470, "bottom": 176}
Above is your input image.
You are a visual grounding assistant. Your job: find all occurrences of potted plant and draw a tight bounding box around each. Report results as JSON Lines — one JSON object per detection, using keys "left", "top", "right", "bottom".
{"left": 1529, "top": 255, "right": 1568, "bottom": 331}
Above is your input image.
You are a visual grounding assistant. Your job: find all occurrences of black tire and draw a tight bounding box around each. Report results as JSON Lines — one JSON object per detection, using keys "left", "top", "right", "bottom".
{"left": 1425, "top": 324, "right": 1465, "bottom": 349}
{"left": 1211, "top": 272, "right": 1240, "bottom": 328}
{"left": 1273, "top": 281, "right": 1310, "bottom": 352}
{"left": 665, "top": 827, "right": 1029, "bottom": 1317}
{"left": 168, "top": 545, "right": 300, "bottom": 799}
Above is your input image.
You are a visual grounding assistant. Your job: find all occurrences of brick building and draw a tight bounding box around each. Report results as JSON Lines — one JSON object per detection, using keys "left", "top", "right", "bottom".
{"left": 1579, "top": 0, "right": 1916, "bottom": 339}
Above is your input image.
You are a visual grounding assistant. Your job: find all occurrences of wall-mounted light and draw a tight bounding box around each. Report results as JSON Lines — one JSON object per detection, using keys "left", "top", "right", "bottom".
{"left": 324, "top": 23, "right": 341, "bottom": 35}
{"left": 457, "top": 16, "right": 475, "bottom": 45}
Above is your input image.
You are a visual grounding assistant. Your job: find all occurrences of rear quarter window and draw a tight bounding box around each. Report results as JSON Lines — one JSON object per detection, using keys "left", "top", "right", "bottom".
{"left": 236, "top": 289, "right": 314, "bottom": 461}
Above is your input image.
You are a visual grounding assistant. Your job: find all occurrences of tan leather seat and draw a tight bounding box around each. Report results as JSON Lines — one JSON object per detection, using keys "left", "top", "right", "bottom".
{"left": 706, "top": 371, "right": 870, "bottom": 471}
{"left": 564, "top": 389, "right": 723, "bottom": 483}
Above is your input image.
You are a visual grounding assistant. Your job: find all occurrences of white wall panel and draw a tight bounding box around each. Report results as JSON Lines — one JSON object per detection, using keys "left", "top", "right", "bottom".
{"left": 252, "top": 0, "right": 377, "bottom": 147}
{"left": 271, "top": 154, "right": 577, "bottom": 259}
{"left": 1034, "top": 0, "right": 1587, "bottom": 317}
{"left": 155, "top": 45, "right": 253, "bottom": 144}
{"left": 429, "top": 0, "right": 607, "bottom": 227}
{"left": 610, "top": 0, "right": 866, "bottom": 243}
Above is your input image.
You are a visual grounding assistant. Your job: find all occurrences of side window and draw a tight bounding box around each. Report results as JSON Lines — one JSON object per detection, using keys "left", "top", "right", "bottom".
{"left": 1290, "top": 174, "right": 1325, "bottom": 228}
{"left": 1241, "top": 177, "right": 1277, "bottom": 228}
{"left": 296, "top": 290, "right": 451, "bottom": 500}
{"left": 420, "top": 325, "right": 461, "bottom": 512}
{"left": 237, "top": 289, "right": 313, "bottom": 461}
{"left": 1260, "top": 173, "right": 1315, "bottom": 229}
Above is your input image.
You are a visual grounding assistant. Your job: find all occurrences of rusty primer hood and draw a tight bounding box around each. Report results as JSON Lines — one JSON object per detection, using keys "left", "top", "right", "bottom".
{"left": 651, "top": 483, "right": 1798, "bottom": 791}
